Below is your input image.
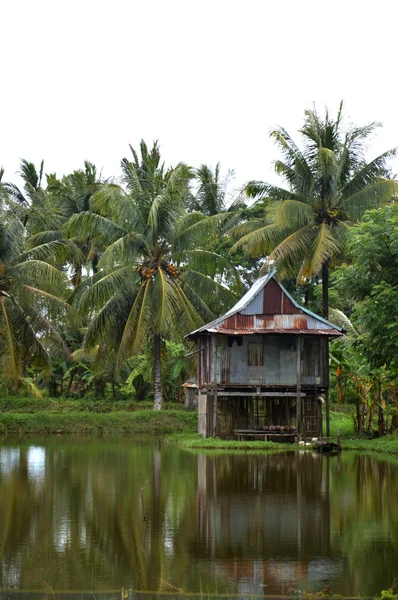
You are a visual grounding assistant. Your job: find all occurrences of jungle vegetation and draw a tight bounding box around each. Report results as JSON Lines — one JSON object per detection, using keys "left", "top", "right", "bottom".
{"left": 1, "top": 102, "right": 398, "bottom": 430}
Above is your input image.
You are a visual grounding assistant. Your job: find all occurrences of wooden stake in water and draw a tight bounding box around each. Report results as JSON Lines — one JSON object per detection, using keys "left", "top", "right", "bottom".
{"left": 138, "top": 480, "right": 148, "bottom": 521}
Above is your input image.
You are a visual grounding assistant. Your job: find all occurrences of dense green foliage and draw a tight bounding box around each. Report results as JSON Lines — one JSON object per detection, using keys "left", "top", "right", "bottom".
{"left": 1, "top": 104, "right": 398, "bottom": 429}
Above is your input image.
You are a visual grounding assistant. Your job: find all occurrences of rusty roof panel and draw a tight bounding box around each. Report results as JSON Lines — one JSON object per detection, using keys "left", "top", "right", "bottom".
{"left": 236, "top": 314, "right": 254, "bottom": 329}
{"left": 207, "top": 328, "right": 341, "bottom": 336}
{"left": 253, "top": 315, "right": 275, "bottom": 329}
{"left": 275, "top": 315, "right": 308, "bottom": 330}
{"left": 283, "top": 293, "right": 296, "bottom": 314}
{"left": 207, "top": 313, "right": 341, "bottom": 336}
{"left": 185, "top": 270, "right": 343, "bottom": 339}
{"left": 220, "top": 315, "right": 236, "bottom": 330}
{"left": 263, "top": 278, "right": 283, "bottom": 314}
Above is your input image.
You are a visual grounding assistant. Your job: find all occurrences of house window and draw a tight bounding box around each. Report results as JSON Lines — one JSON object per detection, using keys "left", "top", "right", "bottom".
{"left": 248, "top": 343, "right": 263, "bottom": 366}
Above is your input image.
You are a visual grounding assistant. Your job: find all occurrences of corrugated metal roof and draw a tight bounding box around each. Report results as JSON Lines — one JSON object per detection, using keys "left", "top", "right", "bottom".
{"left": 206, "top": 328, "right": 338, "bottom": 336}
{"left": 224, "top": 272, "right": 273, "bottom": 316}
{"left": 186, "top": 270, "right": 342, "bottom": 338}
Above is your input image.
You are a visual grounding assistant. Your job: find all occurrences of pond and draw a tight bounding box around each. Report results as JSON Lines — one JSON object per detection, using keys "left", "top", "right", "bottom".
{"left": 0, "top": 436, "right": 397, "bottom": 598}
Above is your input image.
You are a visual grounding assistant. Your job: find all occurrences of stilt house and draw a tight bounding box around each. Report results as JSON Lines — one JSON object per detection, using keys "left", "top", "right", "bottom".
{"left": 185, "top": 271, "right": 342, "bottom": 440}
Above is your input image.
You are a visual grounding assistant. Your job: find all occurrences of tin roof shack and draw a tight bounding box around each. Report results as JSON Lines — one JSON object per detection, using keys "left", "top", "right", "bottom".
{"left": 185, "top": 271, "right": 342, "bottom": 440}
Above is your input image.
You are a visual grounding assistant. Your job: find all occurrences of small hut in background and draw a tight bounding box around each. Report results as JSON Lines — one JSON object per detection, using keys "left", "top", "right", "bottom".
{"left": 185, "top": 271, "right": 342, "bottom": 440}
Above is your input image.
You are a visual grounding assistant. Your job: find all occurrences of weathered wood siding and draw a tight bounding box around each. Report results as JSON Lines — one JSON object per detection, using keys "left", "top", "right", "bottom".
{"left": 201, "top": 334, "right": 326, "bottom": 387}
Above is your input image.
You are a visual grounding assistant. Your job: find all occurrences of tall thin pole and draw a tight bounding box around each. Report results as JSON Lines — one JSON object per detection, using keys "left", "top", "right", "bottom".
{"left": 296, "top": 336, "right": 302, "bottom": 439}
{"left": 212, "top": 335, "right": 218, "bottom": 436}
{"left": 325, "top": 337, "right": 330, "bottom": 437}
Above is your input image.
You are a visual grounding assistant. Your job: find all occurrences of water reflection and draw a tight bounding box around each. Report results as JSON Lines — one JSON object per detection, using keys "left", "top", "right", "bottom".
{"left": 0, "top": 438, "right": 398, "bottom": 596}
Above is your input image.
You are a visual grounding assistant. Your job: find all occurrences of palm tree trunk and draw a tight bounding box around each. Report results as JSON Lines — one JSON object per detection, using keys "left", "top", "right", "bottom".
{"left": 377, "top": 378, "right": 385, "bottom": 436}
{"left": 322, "top": 261, "right": 330, "bottom": 436}
{"left": 153, "top": 334, "right": 163, "bottom": 410}
{"left": 322, "top": 261, "right": 329, "bottom": 319}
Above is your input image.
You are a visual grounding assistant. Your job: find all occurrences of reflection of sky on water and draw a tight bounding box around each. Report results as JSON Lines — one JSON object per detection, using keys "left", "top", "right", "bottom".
{"left": 54, "top": 517, "right": 72, "bottom": 552}
{"left": 27, "top": 446, "right": 46, "bottom": 477}
{"left": 0, "top": 448, "right": 20, "bottom": 476}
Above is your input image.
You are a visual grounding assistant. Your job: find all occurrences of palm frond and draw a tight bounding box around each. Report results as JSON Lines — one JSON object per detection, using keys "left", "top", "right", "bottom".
{"left": 181, "top": 270, "right": 237, "bottom": 312}
{"left": 269, "top": 225, "right": 316, "bottom": 270}
{"left": 340, "top": 149, "right": 397, "bottom": 200}
{"left": 117, "top": 281, "right": 152, "bottom": 369}
{"left": 172, "top": 212, "right": 230, "bottom": 251}
{"left": 91, "top": 184, "right": 141, "bottom": 229}
{"left": 270, "top": 126, "right": 314, "bottom": 189}
{"left": 98, "top": 233, "right": 148, "bottom": 269}
{"left": 246, "top": 180, "right": 300, "bottom": 202}
{"left": 310, "top": 223, "right": 340, "bottom": 275}
{"left": 64, "top": 212, "right": 126, "bottom": 245}
{"left": 328, "top": 308, "right": 358, "bottom": 338}
{"left": 22, "top": 240, "right": 85, "bottom": 265}
{"left": 274, "top": 199, "right": 315, "bottom": 229}
{"left": 343, "top": 180, "right": 396, "bottom": 220}
{"left": 174, "top": 249, "right": 239, "bottom": 283}
{"left": 10, "top": 260, "right": 67, "bottom": 289}
{"left": 79, "top": 266, "right": 137, "bottom": 313}
{"left": 231, "top": 223, "right": 289, "bottom": 257}
{"left": 0, "top": 299, "right": 18, "bottom": 381}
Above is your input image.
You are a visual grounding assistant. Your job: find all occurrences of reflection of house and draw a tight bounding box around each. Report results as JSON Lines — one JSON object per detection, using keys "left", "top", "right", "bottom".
{"left": 186, "top": 271, "right": 342, "bottom": 438}
{"left": 193, "top": 453, "right": 342, "bottom": 595}
{"left": 195, "top": 453, "right": 332, "bottom": 558}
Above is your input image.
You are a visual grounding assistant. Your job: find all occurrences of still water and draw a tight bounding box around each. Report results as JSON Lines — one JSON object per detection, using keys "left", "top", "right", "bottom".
{"left": 0, "top": 436, "right": 397, "bottom": 597}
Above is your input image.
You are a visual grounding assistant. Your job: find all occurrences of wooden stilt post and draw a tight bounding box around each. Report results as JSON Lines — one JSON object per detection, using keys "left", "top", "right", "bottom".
{"left": 296, "top": 337, "right": 302, "bottom": 439}
{"left": 325, "top": 337, "right": 330, "bottom": 437}
{"left": 285, "top": 397, "right": 290, "bottom": 426}
{"left": 212, "top": 335, "right": 218, "bottom": 436}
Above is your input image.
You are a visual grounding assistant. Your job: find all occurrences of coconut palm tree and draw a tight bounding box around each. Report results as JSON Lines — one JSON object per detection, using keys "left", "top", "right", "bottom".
{"left": 3, "top": 159, "right": 60, "bottom": 233}
{"left": 189, "top": 163, "right": 236, "bottom": 215}
{"left": 66, "top": 141, "right": 237, "bottom": 409}
{"left": 0, "top": 208, "right": 70, "bottom": 393}
{"left": 26, "top": 161, "right": 105, "bottom": 288}
{"left": 234, "top": 102, "right": 397, "bottom": 317}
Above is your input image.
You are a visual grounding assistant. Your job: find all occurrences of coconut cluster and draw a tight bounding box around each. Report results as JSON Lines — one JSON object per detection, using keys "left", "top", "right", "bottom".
{"left": 137, "top": 265, "right": 157, "bottom": 279}
{"left": 165, "top": 263, "right": 180, "bottom": 278}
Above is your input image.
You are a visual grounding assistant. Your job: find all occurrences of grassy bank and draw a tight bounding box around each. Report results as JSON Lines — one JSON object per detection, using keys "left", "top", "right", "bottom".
{"left": 0, "top": 395, "right": 187, "bottom": 414}
{"left": 2, "top": 396, "right": 398, "bottom": 457}
{"left": 0, "top": 409, "right": 197, "bottom": 435}
{"left": 341, "top": 434, "right": 398, "bottom": 455}
{"left": 166, "top": 432, "right": 295, "bottom": 452}
{"left": 328, "top": 406, "right": 398, "bottom": 456}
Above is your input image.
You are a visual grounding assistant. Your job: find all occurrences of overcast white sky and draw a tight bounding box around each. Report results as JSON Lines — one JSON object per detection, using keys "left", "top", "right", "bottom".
{"left": 2, "top": 0, "right": 398, "bottom": 192}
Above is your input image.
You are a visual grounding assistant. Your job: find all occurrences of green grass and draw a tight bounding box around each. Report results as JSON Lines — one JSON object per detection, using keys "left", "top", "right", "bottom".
{"left": 2, "top": 396, "right": 397, "bottom": 457}
{"left": 329, "top": 405, "right": 355, "bottom": 437}
{"left": 0, "top": 410, "right": 197, "bottom": 435}
{"left": 341, "top": 433, "right": 398, "bottom": 455}
{"left": 0, "top": 395, "right": 187, "bottom": 414}
{"left": 166, "top": 433, "right": 295, "bottom": 453}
